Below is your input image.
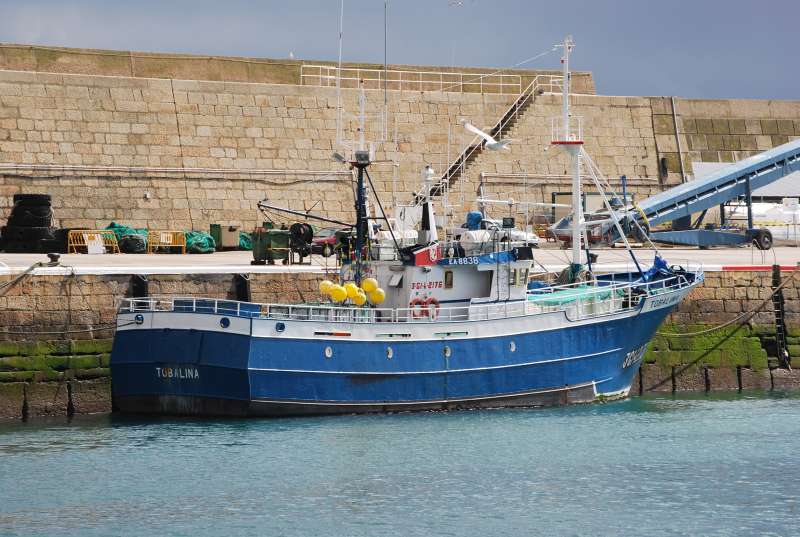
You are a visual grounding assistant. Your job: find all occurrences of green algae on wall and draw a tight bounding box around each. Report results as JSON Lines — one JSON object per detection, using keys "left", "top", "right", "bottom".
{"left": 0, "top": 339, "right": 113, "bottom": 383}
{"left": 645, "top": 324, "right": 772, "bottom": 371}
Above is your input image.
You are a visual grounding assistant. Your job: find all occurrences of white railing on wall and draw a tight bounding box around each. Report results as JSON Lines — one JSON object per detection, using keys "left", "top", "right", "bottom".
{"left": 301, "top": 65, "right": 524, "bottom": 94}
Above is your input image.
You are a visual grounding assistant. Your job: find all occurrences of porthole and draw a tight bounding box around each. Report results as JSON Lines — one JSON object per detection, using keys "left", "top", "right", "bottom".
{"left": 443, "top": 345, "right": 452, "bottom": 358}
{"left": 325, "top": 346, "right": 333, "bottom": 359}
{"left": 275, "top": 322, "right": 285, "bottom": 333}
{"left": 134, "top": 314, "right": 144, "bottom": 325}
{"left": 386, "top": 346, "right": 393, "bottom": 359}
{"left": 509, "top": 341, "right": 516, "bottom": 352}
{"left": 220, "top": 317, "right": 230, "bottom": 328}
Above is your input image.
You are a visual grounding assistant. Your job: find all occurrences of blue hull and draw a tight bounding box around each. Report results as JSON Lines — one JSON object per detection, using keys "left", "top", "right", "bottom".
{"left": 110, "top": 306, "right": 672, "bottom": 417}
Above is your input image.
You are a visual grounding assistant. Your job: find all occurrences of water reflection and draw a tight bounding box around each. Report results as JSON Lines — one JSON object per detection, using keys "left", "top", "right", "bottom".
{"left": 0, "top": 393, "right": 799, "bottom": 537}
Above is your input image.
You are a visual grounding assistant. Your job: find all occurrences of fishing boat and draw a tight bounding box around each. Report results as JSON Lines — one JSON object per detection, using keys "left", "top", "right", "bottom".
{"left": 110, "top": 37, "right": 703, "bottom": 417}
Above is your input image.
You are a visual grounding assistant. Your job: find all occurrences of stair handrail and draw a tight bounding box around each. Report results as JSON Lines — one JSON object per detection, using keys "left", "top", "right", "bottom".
{"left": 412, "top": 75, "right": 563, "bottom": 204}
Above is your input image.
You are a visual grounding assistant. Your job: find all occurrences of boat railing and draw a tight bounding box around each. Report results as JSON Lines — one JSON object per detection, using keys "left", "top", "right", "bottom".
{"left": 524, "top": 268, "right": 701, "bottom": 321}
{"left": 118, "top": 268, "right": 699, "bottom": 326}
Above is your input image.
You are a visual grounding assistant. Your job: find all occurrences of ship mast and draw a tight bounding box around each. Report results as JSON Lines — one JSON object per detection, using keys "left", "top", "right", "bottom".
{"left": 352, "top": 84, "right": 370, "bottom": 283}
{"left": 552, "top": 35, "right": 583, "bottom": 268}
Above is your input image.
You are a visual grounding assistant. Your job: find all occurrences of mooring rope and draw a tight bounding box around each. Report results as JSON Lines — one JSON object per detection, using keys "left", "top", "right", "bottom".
{"left": 0, "top": 261, "right": 137, "bottom": 337}
{"left": 657, "top": 268, "right": 799, "bottom": 338}
{"left": 0, "top": 260, "right": 56, "bottom": 295}
{"left": 0, "top": 321, "right": 137, "bottom": 336}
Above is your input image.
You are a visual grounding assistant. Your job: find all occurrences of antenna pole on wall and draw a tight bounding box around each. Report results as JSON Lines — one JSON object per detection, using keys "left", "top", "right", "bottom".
{"left": 335, "top": 0, "right": 345, "bottom": 147}
{"left": 383, "top": 0, "right": 389, "bottom": 141}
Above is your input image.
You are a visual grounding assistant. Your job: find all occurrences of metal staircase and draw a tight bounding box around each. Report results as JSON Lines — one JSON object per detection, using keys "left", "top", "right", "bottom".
{"left": 412, "top": 75, "right": 562, "bottom": 204}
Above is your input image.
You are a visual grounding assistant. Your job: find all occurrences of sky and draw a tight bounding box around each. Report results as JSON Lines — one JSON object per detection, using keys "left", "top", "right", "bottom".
{"left": 0, "top": 0, "right": 796, "bottom": 100}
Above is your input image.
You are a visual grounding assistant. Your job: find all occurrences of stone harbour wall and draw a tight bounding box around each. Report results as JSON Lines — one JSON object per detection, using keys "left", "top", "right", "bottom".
{"left": 0, "top": 45, "right": 798, "bottom": 232}
{"left": 0, "top": 43, "right": 595, "bottom": 95}
{"left": 461, "top": 94, "right": 663, "bottom": 218}
{"left": 0, "top": 68, "right": 514, "bottom": 228}
{"left": 653, "top": 97, "right": 800, "bottom": 178}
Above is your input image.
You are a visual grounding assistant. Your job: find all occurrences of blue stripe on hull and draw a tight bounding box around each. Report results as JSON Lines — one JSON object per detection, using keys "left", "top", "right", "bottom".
{"left": 111, "top": 307, "right": 671, "bottom": 412}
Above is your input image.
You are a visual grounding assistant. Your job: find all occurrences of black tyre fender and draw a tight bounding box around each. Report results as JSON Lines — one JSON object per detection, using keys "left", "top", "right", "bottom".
{"left": 8, "top": 212, "right": 53, "bottom": 227}
{"left": 13, "top": 194, "right": 52, "bottom": 206}
{"left": 10, "top": 204, "right": 52, "bottom": 217}
{"left": 0, "top": 226, "right": 55, "bottom": 242}
{"left": 1, "top": 239, "right": 47, "bottom": 253}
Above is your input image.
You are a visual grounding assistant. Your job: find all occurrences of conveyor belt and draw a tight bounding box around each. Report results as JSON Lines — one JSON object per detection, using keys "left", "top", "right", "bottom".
{"left": 635, "top": 138, "right": 800, "bottom": 226}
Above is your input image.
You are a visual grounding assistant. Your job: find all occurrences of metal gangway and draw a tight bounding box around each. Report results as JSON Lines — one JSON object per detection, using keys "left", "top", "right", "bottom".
{"left": 630, "top": 138, "right": 800, "bottom": 248}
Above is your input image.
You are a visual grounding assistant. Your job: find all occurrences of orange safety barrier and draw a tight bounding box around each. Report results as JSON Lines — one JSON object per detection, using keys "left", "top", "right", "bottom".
{"left": 67, "top": 230, "right": 120, "bottom": 254}
{"left": 147, "top": 231, "right": 186, "bottom": 254}
{"left": 534, "top": 224, "right": 555, "bottom": 241}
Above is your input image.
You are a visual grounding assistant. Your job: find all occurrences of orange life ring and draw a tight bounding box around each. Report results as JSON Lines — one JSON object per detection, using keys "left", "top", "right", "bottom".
{"left": 410, "top": 297, "right": 441, "bottom": 320}
{"left": 409, "top": 298, "right": 427, "bottom": 319}
{"left": 424, "top": 297, "right": 440, "bottom": 320}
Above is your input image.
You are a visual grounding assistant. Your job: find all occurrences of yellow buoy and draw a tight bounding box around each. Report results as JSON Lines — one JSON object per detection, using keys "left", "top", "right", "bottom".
{"left": 319, "top": 279, "right": 334, "bottom": 295}
{"left": 352, "top": 291, "right": 367, "bottom": 306}
{"left": 368, "top": 287, "right": 386, "bottom": 305}
{"left": 361, "top": 277, "right": 378, "bottom": 293}
{"left": 344, "top": 282, "right": 360, "bottom": 299}
{"left": 329, "top": 285, "right": 347, "bottom": 303}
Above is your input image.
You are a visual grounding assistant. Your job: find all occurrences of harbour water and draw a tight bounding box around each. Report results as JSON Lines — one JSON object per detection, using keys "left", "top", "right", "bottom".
{"left": 1, "top": 392, "right": 798, "bottom": 537}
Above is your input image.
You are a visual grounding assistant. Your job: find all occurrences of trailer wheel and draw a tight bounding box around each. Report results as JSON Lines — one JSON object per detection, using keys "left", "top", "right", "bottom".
{"left": 754, "top": 229, "right": 772, "bottom": 251}
{"left": 633, "top": 222, "right": 650, "bottom": 243}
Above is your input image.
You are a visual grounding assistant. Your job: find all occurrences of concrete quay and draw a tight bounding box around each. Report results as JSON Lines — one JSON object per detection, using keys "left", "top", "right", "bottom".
{"left": 0, "top": 246, "right": 797, "bottom": 275}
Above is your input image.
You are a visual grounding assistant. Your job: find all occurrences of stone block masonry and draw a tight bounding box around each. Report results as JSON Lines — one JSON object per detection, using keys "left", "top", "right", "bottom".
{"left": 0, "top": 171, "right": 354, "bottom": 230}
{"left": 1, "top": 45, "right": 800, "bottom": 231}
{"left": 0, "top": 44, "right": 595, "bottom": 95}
{"left": 0, "top": 68, "right": 515, "bottom": 229}
{"left": 458, "top": 93, "right": 664, "bottom": 214}
{"left": 651, "top": 97, "right": 800, "bottom": 182}
{"left": 635, "top": 267, "right": 800, "bottom": 394}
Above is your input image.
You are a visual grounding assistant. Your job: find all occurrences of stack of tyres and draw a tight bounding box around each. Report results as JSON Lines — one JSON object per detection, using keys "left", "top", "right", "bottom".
{"left": 1, "top": 194, "right": 56, "bottom": 253}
